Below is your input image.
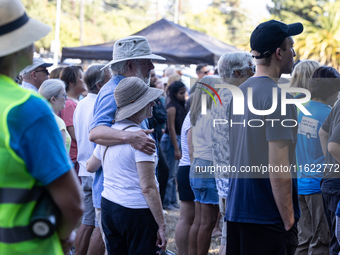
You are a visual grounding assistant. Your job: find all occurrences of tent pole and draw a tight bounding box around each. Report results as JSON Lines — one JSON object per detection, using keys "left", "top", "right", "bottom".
{"left": 53, "top": 0, "right": 61, "bottom": 67}
{"left": 174, "top": 0, "right": 179, "bottom": 24}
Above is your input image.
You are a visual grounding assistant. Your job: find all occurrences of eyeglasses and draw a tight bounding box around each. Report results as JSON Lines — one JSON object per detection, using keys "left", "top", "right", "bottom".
{"left": 35, "top": 69, "right": 49, "bottom": 75}
{"left": 55, "top": 94, "right": 67, "bottom": 99}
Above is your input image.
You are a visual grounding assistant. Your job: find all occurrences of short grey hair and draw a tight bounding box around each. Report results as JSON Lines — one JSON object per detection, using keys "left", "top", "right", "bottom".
{"left": 218, "top": 52, "right": 253, "bottom": 82}
{"left": 164, "top": 67, "right": 175, "bottom": 77}
{"left": 39, "top": 79, "right": 65, "bottom": 101}
{"left": 84, "top": 64, "right": 110, "bottom": 92}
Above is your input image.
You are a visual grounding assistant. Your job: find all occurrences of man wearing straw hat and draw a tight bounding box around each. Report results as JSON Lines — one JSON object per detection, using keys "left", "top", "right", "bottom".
{"left": 0, "top": 0, "right": 83, "bottom": 254}
{"left": 88, "top": 35, "right": 165, "bottom": 245}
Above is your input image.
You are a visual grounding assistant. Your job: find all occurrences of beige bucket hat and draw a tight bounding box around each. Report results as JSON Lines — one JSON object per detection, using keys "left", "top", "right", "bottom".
{"left": 114, "top": 77, "right": 164, "bottom": 122}
{"left": 102, "top": 36, "right": 166, "bottom": 70}
{"left": 0, "top": 0, "right": 51, "bottom": 57}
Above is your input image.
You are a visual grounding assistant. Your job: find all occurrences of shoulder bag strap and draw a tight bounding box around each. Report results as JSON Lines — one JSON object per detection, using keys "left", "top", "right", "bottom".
{"left": 102, "top": 124, "right": 139, "bottom": 163}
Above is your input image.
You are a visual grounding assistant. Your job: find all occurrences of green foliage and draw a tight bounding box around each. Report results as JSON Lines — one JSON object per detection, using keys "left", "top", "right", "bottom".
{"left": 22, "top": 0, "right": 155, "bottom": 52}
{"left": 22, "top": 0, "right": 251, "bottom": 54}
{"left": 294, "top": 1, "right": 340, "bottom": 70}
{"left": 181, "top": 0, "right": 252, "bottom": 50}
{"left": 267, "top": 0, "right": 340, "bottom": 70}
{"left": 267, "top": 0, "right": 323, "bottom": 23}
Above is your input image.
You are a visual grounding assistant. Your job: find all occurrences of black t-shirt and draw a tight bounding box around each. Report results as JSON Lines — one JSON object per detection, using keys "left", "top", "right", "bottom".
{"left": 321, "top": 102, "right": 340, "bottom": 188}
{"left": 165, "top": 101, "right": 186, "bottom": 136}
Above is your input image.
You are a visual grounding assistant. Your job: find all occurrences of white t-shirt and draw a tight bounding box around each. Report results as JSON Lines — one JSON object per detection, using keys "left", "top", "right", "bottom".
{"left": 179, "top": 111, "right": 191, "bottom": 166}
{"left": 192, "top": 111, "right": 213, "bottom": 161}
{"left": 73, "top": 93, "right": 97, "bottom": 177}
{"left": 93, "top": 119, "right": 159, "bottom": 209}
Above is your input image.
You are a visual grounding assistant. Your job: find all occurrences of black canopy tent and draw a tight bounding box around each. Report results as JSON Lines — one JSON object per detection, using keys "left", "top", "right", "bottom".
{"left": 61, "top": 19, "right": 241, "bottom": 65}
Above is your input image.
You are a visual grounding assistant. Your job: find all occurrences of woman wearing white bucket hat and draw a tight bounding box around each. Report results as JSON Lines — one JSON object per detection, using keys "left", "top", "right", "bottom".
{"left": 0, "top": 1, "right": 83, "bottom": 255}
{"left": 87, "top": 77, "right": 167, "bottom": 254}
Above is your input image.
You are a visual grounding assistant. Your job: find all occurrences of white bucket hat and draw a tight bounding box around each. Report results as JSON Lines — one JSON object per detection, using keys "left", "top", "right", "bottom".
{"left": 0, "top": 0, "right": 51, "bottom": 57}
{"left": 114, "top": 77, "right": 164, "bottom": 122}
{"left": 102, "top": 36, "right": 166, "bottom": 70}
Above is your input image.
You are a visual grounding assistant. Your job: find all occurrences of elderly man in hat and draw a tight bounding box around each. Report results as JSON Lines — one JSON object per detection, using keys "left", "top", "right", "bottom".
{"left": 225, "top": 20, "right": 303, "bottom": 255}
{"left": 20, "top": 57, "right": 52, "bottom": 92}
{"left": 88, "top": 36, "right": 165, "bottom": 245}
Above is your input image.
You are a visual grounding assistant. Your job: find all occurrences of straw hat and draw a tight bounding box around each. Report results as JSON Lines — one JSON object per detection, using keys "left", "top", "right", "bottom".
{"left": 114, "top": 77, "right": 164, "bottom": 122}
{"left": 102, "top": 36, "right": 165, "bottom": 70}
{"left": 0, "top": 0, "right": 51, "bottom": 57}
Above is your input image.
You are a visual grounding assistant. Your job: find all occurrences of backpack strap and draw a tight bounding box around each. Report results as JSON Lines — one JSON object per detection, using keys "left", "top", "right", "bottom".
{"left": 102, "top": 124, "right": 139, "bottom": 163}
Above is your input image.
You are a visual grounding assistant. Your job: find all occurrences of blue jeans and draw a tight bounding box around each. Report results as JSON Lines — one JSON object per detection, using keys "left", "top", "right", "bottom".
{"left": 160, "top": 133, "right": 181, "bottom": 208}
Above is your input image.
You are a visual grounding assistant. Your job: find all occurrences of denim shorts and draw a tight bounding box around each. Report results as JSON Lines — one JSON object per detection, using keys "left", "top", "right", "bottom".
{"left": 189, "top": 158, "right": 219, "bottom": 205}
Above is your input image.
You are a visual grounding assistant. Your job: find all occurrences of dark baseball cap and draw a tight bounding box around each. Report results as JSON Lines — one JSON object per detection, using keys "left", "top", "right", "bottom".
{"left": 250, "top": 20, "right": 303, "bottom": 59}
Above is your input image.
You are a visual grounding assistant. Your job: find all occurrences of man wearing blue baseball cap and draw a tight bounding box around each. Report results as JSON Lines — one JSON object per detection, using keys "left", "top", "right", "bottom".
{"left": 226, "top": 20, "right": 303, "bottom": 255}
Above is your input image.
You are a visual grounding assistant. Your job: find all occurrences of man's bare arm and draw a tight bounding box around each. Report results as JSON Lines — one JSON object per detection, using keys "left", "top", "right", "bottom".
{"left": 319, "top": 127, "right": 329, "bottom": 157}
{"left": 268, "top": 140, "right": 294, "bottom": 231}
{"left": 328, "top": 142, "right": 340, "bottom": 162}
{"left": 89, "top": 125, "right": 156, "bottom": 155}
{"left": 47, "top": 170, "right": 84, "bottom": 240}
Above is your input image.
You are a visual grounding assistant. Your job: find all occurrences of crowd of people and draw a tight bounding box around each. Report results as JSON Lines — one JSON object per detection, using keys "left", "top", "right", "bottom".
{"left": 3, "top": 1, "right": 340, "bottom": 255}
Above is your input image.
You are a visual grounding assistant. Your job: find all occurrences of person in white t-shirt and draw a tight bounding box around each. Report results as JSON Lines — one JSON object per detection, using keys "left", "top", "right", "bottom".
{"left": 73, "top": 64, "right": 111, "bottom": 255}
{"left": 86, "top": 77, "right": 167, "bottom": 255}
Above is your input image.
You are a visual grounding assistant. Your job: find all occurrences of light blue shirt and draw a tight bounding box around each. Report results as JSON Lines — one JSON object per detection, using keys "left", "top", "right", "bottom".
{"left": 296, "top": 100, "right": 331, "bottom": 195}
{"left": 90, "top": 74, "right": 150, "bottom": 208}
{"left": 21, "top": 81, "right": 38, "bottom": 92}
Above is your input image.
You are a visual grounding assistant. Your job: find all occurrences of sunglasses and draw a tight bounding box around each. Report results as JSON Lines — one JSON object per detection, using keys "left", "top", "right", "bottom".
{"left": 35, "top": 70, "right": 50, "bottom": 75}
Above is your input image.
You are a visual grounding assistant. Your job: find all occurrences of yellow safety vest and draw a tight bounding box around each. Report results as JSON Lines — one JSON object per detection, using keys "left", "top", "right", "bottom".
{"left": 0, "top": 75, "right": 63, "bottom": 254}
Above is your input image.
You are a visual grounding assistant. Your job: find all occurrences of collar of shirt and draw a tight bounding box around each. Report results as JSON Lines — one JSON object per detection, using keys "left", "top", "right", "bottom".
{"left": 86, "top": 93, "right": 98, "bottom": 100}
{"left": 21, "top": 81, "right": 38, "bottom": 92}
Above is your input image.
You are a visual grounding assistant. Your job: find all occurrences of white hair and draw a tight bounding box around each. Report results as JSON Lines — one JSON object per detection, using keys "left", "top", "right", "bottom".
{"left": 218, "top": 52, "right": 253, "bottom": 82}
{"left": 39, "top": 79, "right": 65, "bottom": 101}
{"left": 164, "top": 67, "right": 175, "bottom": 77}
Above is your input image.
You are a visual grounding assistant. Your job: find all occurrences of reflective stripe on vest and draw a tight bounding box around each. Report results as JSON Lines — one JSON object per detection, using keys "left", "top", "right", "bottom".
{"left": 0, "top": 75, "right": 63, "bottom": 254}
{"left": 0, "top": 186, "right": 45, "bottom": 204}
{"left": 0, "top": 225, "right": 34, "bottom": 244}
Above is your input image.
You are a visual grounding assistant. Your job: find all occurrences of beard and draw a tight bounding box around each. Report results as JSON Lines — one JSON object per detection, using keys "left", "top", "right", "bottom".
{"left": 136, "top": 66, "right": 151, "bottom": 86}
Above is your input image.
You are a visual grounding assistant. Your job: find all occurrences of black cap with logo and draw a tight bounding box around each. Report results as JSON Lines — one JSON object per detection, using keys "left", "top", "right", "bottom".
{"left": 250, "top": 20, "right": 303, "bottom": 59}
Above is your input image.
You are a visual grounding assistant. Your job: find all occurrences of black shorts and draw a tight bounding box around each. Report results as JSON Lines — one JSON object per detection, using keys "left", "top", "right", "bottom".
{"left": 177, "top": 165, "right": 195, "bottom": 201}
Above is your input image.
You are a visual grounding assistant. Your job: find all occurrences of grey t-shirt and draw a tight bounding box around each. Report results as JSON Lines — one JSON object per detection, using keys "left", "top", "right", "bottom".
{"left": 321, "top": 102, "right": 340, "bottom": 186}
